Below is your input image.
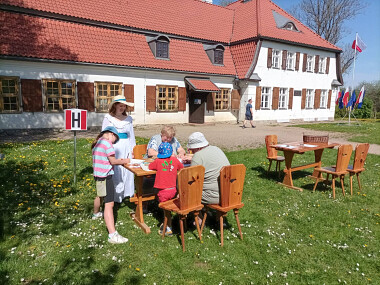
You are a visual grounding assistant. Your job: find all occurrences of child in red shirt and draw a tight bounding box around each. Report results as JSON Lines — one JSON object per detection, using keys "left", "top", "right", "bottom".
{"left": 149, "top": 142, "right": 183, "bottom": 235}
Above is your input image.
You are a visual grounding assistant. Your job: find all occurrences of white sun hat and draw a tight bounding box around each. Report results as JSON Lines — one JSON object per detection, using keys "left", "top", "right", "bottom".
{"left": 187, "top": 132, "right": 209, "bottom": 149}
{"left": 110, "top": 95, "right": 134, "bottom": 107}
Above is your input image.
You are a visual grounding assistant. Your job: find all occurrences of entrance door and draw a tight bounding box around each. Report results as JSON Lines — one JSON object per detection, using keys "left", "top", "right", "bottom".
{"left": 189, "top": 92, "right": 206, "bottom": 124}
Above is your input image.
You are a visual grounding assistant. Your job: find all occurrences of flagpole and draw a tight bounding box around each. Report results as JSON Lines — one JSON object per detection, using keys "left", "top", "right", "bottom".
{"left": 349, "top": 32, "right": 358, "bottom": 125}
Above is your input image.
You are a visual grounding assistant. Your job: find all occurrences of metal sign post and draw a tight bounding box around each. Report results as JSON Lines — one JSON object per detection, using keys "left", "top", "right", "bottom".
{"left": 64, "top": 109, "right": 87, "bottom": 185}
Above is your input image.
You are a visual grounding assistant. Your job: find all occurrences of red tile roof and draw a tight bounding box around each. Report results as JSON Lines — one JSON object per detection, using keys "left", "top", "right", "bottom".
{"left": 0, "top": 0, "right": 341, "bottom": 80}
{"left": 0, "top": 11, "right": 237, "bottom": 76}
{"left": 185, "top": 78, "right": 220, "bottom": 92}
{"left": 230, "top": 0, "right": 340, "bottom": 51}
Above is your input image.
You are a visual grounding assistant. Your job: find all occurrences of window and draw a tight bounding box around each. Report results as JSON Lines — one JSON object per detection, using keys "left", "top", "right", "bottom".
{"left": 214, "top": 48, "right": 224, "bottom": 65}
{"left": 156, "top": 40, "right": 169, "bottom": 58}
{"left": 319, "top": 57, "right": 326, "bottom": 73}
{"left": 43, "top": 79, "right": 76, "bottom": 112}
{"left": 320, "top": 90, "right": 327, "bottom": 108}
{"left": 284, "top": 22, "right": 297, "bottom": 31}
{"left": 261, "top": 87, "right": 271, "bottom": 109}
{"left": 0, "top": 76, "right": 19, "bottom": 112}
{"left": 214, "top": 88, "right": 230, "bottom": 110}
{"left": 157, "top": 85, "right": 178, "bottom": 111}
{"left": 306, "top": 89, "right": 314, "bottom": 109}
{"left": 307, "top": 55, "right": 314, "bottom": 72}
{"left": 272, "top": 50, "right": 281, "bottom": 68}
{"left": 286, "top": 52, "right": 295, "bottom": 70}
{"left": 279, "top": 88, "right": 288, "bottom": 109}
{"left": 95, "top": 82, "right": 122, "bottom": 112}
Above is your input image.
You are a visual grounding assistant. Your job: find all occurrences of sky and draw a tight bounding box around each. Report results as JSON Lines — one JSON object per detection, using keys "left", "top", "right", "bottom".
{"left": 213, "top": 0, "right": 380, "bottom": 88}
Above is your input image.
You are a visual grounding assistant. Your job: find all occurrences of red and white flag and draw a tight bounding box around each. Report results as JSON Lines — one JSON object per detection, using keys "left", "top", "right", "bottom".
{"left": 352, "top": 34, "right": 367, "bottom": 52}
{"left": 342, "top": 87, "right": 350, "bottom": 107}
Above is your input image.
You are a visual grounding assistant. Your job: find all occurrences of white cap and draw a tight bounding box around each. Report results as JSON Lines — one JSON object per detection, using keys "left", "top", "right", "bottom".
{"left": 187, "top": 132, "right": 209, "bottom": 149}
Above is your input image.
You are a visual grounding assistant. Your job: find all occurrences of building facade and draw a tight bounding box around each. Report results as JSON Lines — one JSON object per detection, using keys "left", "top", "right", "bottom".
{"left": 0, "top": 0, "right": 343, "bottom": 129}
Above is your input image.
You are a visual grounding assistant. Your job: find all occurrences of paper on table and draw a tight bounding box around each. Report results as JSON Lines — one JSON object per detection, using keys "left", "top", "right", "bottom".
{"left": 130, "top": 159, "right": 145, "bottom": 164}
{"left": 276, "top": 144, "right": 296, "bottom": 149}
{"left": 140, "top": 163, "right": 150, "bottom": 172}
{"left": 303, "top": 144, "right": 317, "bottom": 147}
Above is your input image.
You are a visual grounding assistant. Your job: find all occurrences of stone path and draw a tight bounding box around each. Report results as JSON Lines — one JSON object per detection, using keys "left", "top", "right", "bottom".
{"left": 1, "top": 122, "right": 379, "bottom": 155}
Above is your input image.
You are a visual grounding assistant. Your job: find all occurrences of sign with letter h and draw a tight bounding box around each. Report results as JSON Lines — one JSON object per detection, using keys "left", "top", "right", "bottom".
{"left": 64, "top": 109, "right": 87, "bottom": 130}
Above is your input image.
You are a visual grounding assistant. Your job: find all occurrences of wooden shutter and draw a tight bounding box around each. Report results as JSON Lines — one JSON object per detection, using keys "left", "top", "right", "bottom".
{"left": 21, "top": 79, "right": 43, "bottom": 112}
{"left": 301, "top": 88, "right": 306, "bottom": 109}
{"left": 327, "top": 89, "right": 332, "bottom": 108}
{"left": 272, "top": 87, "right": 279, "bottom": 110}
{"left": 326, "top": 57, "right": 330, "bottom": 74}
{"left": 295, "top": 52, "right": 300, "bottom": 71}
{"left": 255, "top": 86, "right": 261, "bottom": 110}
{"left": 282, "top": 50, "right": 287, "bottom": 70}
{"left": 314, "top": 89, "right": 321, "bottom": 109}
{"left": 288, "top": 88, "right": 294, "bottom": 109}
{"left": 77, "top": 82, "right": 95, "bottom": 111}
{"left": 267, "top": 48, "right": 273, "bottom": 68}
{"left": 146, "top": 86, "right": 156, "bottom": 112}
{"left": 302, "top": 53, "right": 307, "bottom": 72}
{"left": 314, "top": 55, "right": 320, "bottom": 73}
{"left": 178, "top": 87, "right": 186, "bottom": 111}
{"left": 124, "top": 84, "right": 134, "bottom": 111}
{"left": 231, "top": 89, "right": 240, "bottom": 109}
{"left": 206, "top": 93, "right": 214, "bottom": 111}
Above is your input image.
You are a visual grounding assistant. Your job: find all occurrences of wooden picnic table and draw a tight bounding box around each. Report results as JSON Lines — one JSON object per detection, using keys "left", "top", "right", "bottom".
{"left": 272, "top": 142, "right": 339, "bottom": 191}
{"left": 124, "top": 161, "right": 156, "bottom": 234}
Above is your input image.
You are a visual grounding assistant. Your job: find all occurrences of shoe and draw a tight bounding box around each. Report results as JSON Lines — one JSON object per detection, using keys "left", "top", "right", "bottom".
{"left": 252, "top": 126, "right": 256, "bottom": 128}
{"left": 108, "top": 232, "right": 128, "bottom": 244}
{"left": 92, "top": 212, "right": 103, "bottom": 220}
{"left": 242, "top": 125, "right": 246, "bottom": 129}
{"left": 158, "top": 224, "right": 173, "bottom": 237}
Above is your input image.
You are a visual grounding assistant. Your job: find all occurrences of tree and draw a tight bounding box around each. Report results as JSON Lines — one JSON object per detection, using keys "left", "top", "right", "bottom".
{"left": 289, "top": 0, "right": 366, "bottom": 75}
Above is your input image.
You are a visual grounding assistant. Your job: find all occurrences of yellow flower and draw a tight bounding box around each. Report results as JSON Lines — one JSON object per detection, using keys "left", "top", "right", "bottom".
{"left": 309, "top": 234, "right": 314, "bottom": 238}
{"left": 135, "top": 268, "right": 140, "bottom": 272}
{"left": 55, "top": 201, "right": 59, "bottom": 207}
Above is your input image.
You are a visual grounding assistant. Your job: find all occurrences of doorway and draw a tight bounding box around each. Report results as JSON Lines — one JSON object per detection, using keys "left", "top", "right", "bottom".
{"left": 189, "top": 92, "right": 206, "bottom": 124}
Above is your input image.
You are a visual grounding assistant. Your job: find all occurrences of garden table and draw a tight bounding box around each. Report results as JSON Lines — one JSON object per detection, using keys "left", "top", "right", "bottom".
{"left": 272, "top": 142, "right": 339, "bottom": 191}
{"left": 124, "top": 161, "right": 156, "bottom": 234}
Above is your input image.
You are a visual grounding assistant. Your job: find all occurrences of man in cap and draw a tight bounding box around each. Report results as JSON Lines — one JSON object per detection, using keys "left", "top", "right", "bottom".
{"left": 187, "top": 132, "right": 230, "bottom": 205}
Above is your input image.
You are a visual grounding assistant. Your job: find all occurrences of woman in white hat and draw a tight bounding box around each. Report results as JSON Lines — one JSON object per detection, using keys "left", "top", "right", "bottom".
{"left": 102, "top": 95, "right": 136, "bottom": 203}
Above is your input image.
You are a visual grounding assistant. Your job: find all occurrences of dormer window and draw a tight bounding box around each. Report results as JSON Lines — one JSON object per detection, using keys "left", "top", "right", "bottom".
{"left": 204, "top": 44, "right": 225, "bottom": 65}
{"left": 284, "top": 22, "right": 297, "bottom": 31}
{"left": 146, "top": 35, "right": 170, "bottom": 59}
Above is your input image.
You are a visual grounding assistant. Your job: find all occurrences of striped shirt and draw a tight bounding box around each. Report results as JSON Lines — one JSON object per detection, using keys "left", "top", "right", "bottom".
{"left": 92, "top": 138, "right": 115, "bottom": 178}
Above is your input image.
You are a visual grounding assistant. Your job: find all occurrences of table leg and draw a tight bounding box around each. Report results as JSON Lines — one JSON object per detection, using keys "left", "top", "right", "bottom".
{"left": 282, "top": 151, "right": 294, "bottom": 186}
{"left": 130, "top": 176, "right": 151, "bottom": 234}
{"left": 312, "top": 149, "right": 324, "bottom": 178}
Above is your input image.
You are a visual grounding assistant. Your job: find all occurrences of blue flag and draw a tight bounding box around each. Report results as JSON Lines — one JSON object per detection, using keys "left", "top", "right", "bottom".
{"left": 348, "top": 90, "right": 356, "bottom": 108}
{"left": 338, "top": 90, "right": 344, "bottom": 109}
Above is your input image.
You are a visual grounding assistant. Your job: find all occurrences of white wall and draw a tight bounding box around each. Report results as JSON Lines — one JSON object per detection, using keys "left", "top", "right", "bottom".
{"left": 0, "top": 60, "right": 236, "bottom": 129}
{"left": 249, "top": 40, "right": 339, "bottom": 122}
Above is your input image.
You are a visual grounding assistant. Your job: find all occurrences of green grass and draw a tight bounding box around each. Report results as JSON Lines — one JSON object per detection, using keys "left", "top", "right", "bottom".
{"left": 1, "top": 138, "right": 379, "bottom": 284}
{"left": 292, "top": 121, "right": 380, "bottom": 144}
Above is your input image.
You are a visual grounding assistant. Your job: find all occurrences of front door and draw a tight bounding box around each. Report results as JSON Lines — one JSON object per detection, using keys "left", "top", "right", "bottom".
{"left": 189, "top": 92, "right": 205, "bottom": 124}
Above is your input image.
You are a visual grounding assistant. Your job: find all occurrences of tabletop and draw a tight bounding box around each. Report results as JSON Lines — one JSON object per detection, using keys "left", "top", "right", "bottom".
{"left": 272, "top": 142, "right": 339, "bottom": 154}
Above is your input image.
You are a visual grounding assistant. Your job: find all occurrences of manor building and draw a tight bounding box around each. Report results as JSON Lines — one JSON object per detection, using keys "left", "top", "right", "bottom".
{"left": 0, "top": 0, "right": 343, "bottom": 129}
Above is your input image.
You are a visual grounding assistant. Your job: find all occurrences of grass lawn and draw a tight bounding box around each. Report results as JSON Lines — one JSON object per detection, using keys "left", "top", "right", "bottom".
{"left": 1, "top": 137, "right": 379, "bottom": 284}
{"left": 292, "top": 121, "right": 380, "bottom": 145}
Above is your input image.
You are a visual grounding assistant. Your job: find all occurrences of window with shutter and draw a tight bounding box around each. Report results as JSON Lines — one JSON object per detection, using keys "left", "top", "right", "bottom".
{"left": 0, "top": 76, "right": 20, "bottom": 112}
{"left": 261, "top": 87, "right": 271, "bottom": 109}
{"left": 306, "top": 89, "right": 314, "bottom": 109}
{"left": 214, "top": 88, "right": 230, "bottom": 110}
{"left": 43, "top": 79, "right": 76, "bottom": 112}
{"left": 95, "top": 82, "right": 122, "bottom": 112}
{"left": 157, "top": 86, "right": 178, "bottom": 111}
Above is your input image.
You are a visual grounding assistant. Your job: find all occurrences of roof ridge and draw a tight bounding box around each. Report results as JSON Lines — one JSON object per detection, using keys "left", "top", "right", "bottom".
{"left": 268, "top": 0, "right": 341, "bottom": 51}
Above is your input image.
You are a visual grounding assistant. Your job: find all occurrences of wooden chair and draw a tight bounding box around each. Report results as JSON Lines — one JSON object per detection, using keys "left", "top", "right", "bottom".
{"left": 201, "top": 164, "right": 246, "bottom": 247}
{"left": 159, "top": 165, "right": 205, "bottom": 252}
{"left": 313, "top": 144, "right": 353, "bottom": 199}
{"left": 347, "top": 143, "right": 369, "bottom": 195}
{"left": 265, "top": 135, "right": 285, "bottom": 178}
{"left": 133, "top": 144, "right": 148, "bottom": 159}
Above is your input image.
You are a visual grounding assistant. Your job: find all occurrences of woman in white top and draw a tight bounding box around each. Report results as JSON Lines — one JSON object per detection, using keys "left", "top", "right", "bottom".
{"left": 102, "top": 95, "right": 136, "bottom": 203}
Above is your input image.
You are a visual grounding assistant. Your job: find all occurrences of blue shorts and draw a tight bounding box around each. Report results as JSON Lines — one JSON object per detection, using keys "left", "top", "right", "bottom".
{"left": 245, "top": 114, "right": 252, "bottom": 120}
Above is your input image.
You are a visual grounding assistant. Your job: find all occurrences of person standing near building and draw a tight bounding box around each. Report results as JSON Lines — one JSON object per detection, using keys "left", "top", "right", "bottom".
{"left": 243, "top": 98, "right": 255, "bottom": 128}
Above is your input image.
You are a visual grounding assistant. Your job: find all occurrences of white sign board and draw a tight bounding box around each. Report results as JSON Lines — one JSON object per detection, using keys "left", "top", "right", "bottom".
{"left": 64, "top": 109, "right": 87, "bottom": 130}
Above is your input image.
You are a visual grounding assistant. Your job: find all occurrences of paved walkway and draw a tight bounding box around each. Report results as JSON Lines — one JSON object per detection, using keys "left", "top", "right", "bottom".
{"left": 1, "top": 122, "right": 379, "bottom": 155}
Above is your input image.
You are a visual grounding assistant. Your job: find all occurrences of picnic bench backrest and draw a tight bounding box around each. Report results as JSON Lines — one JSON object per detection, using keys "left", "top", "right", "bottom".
{"left": 219, "top": 164, "right": 246, "bottom": 208}
{"left": 177, "top": 165, "right": 205, "bottom": 210}
{"left": 335, "top": 144, "right": 353, "bottom": 172}
{"left": 133, "top": 144, "right": 148, "bottom": 159}
{"left": 265, "top": 135, "right": 278, "bottom": 158}
{"left": 352, "top": 143, "right": 369, "bottom": 171}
